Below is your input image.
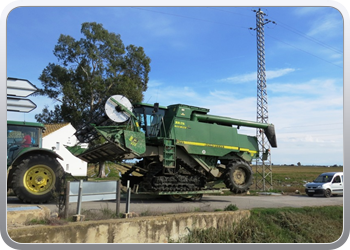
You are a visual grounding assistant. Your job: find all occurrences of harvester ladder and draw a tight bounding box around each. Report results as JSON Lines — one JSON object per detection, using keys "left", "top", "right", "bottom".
{"left": 163, "top": 138, "right": 176, "bottom": 172}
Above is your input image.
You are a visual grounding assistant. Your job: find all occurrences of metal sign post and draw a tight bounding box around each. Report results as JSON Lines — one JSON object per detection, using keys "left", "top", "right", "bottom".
{"left": 125, "top": 180, "right": 131, "bottom": 214}
{"left": 7, "top": 97, "right": 37, "bottom": 113}
{"left": 7, "top": 77, "right": 38, "bottom": 113}
{"left": 7, "top": 77, "right": 38, "bottom": 97}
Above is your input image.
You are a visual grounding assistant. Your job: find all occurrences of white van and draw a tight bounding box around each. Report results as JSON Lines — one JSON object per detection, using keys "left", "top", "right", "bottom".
{"left": 305, "top": 172, "right": 343, "bottom": 198}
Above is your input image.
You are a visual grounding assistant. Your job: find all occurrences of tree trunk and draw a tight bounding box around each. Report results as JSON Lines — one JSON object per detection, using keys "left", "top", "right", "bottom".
{"left": 98, "top": 161, "right": 106, "bottom": 178}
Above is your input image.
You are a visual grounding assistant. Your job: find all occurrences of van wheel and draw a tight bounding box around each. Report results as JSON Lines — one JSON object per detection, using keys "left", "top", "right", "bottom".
{"left": 324, "top": 189, "right": 332, "bottom": 198}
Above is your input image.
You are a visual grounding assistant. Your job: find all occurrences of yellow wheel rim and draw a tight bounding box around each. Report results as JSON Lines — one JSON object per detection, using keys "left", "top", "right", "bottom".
{"left": 23, "top": 165, "right": 55, "bottom": 195}
{"left": 233, "top": 168, "right": 246, "bottom": 185}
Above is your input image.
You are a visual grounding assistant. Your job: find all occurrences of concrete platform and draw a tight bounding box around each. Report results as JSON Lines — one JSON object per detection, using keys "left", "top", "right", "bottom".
{"left": 7, "top": 205, "right": 51, "bottom": 228}
{"left": 7, "top": 210, "right": 251, "bottom": 243}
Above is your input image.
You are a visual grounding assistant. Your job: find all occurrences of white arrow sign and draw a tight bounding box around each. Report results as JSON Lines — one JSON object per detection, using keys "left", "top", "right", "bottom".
{"left": 7, "top": 77, "right": 38, "bottom": 97}
{"left": 7, "top": 97, "right": 37, "bottom": 113}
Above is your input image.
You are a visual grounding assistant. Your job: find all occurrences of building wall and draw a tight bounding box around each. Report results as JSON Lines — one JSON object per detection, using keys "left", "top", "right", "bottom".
{"left": 42, "top": 124, "right": 87, "bottom": 176}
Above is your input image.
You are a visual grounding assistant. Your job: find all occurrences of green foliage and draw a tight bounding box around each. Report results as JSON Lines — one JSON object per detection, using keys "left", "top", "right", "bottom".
{"left": 81, "top": 207, "right": 121, "bottom": 220}
{"left": 35, "top": 22, "right": 151, "bottom": 129}
{"left": 26, "top": 219, "right": 47, "bottom": 225}
{"left": 26, "top": 217, "right": 68, "bottom": 226}
{"left": 179, "top": 206, "right": 343, "bottom": 243}
{"left": 223, "top": 204, "right": 238, "bottom": 211}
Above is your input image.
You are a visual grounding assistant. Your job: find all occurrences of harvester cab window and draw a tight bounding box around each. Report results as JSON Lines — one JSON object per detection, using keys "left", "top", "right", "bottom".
{"left": 134, "top": 106, "right": 165, "bottom": 137}
{"left": 149, "top": 113, "right": 163, "bottom": 136}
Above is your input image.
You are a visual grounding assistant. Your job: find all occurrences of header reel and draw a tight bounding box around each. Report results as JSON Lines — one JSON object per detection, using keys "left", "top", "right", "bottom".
{"left": 105, "top": 95, "right": 133, "bottom": 123}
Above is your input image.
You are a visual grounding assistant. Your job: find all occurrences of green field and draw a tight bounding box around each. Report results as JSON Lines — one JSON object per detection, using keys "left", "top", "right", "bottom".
{"left": 174, "top": 206, "right": 343, "bottom": 243}
{"left": 256, "top": 165, "right": 343, "bottom": 193}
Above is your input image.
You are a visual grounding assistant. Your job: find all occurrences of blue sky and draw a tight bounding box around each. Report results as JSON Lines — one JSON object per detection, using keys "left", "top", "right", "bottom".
{"left": 5, "top": 5, "right": 345, "bottom": 165}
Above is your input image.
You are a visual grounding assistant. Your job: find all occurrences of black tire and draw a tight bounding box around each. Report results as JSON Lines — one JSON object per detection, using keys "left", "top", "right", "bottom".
{"left": 11, "top": 154, "right": 64, "bottom": 204}
{"left": 168, "top": 195, "right": 184, "bottom": 202}
{"left": 324, "top": 189, "right": 332, "bottom": 198}
{"left": 224, "top": 159, "right": 253, "bottom": 193}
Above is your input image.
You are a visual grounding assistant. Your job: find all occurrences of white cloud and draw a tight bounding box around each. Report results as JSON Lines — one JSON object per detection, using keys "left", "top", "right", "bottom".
{"left": 147, "top": 80, "right": 163, "bottom": 88}
{"left": 266, "top": 77, "right": 343, "bottom": 165}
{"left": 220, "top": 68, "right": 295, "bottom": 83}
{"left": 266, "top": 68, "right": 296, "bottom": 79}
{"left": 269, "top": 78, "right": 342, "bottom": 97}
{"left": 220, "top": 72, "right": 256, "bottom": 83}
{"left": 307, "top": 13, "right": 342, "bottom": 38}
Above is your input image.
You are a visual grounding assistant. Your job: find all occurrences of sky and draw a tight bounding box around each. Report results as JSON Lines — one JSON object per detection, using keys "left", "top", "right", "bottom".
{"left": 4, "top": 3, "right": 345, "bottom": 166}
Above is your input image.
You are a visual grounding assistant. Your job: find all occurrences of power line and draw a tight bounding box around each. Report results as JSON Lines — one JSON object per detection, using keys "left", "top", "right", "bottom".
{"left": 266, "top": 33, "right": 342, "bottom": 68}
{"left": 205, "top": 7, "right": 343, "bottom": 67}
{"left": 270, "top": 20, "right": 343, "bottom": 55}
{"left": 132, "top": 7, "right": 342, "bottom": 69}
{"left": 205, "top": 7, "right": 251, "bottom": 18}
{"left": 208, "top": 7, "right": 343, "bottom": 55}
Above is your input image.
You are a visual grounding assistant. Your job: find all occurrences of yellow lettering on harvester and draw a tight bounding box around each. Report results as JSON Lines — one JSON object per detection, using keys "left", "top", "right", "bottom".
{"left": 129, "top": 136, "right": 138, "bottom": 146}
{"left": 175, "top": 121, "right": 185, "bottom": 125}
{"left": 174, "top": 120, "right": 187, "bottom": 129}
{"left": 175, "top": 125, "right": 187, "bottom": 129}
{"left": 177, "top": 140, "right": 258, "bottom": 156}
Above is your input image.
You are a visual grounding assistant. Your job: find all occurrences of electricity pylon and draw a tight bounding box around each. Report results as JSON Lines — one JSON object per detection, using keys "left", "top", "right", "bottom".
{"left": 251, "top": 8, "right": 276, "bottom": 191}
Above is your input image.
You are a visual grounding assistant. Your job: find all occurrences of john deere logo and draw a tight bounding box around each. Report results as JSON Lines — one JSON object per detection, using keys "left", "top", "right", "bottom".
{"left": 129, "top": 136, "right": 138, "bottom": 146}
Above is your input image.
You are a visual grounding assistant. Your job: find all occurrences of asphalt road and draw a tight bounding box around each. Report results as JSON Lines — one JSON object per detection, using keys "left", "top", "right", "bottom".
{"left": 7, "top": 193, "right": 344, "bottom": 215}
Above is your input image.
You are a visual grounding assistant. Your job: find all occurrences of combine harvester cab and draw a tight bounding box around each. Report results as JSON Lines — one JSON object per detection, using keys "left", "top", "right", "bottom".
{"left": 71, "top": 95, "right": 277, "bottom": 200}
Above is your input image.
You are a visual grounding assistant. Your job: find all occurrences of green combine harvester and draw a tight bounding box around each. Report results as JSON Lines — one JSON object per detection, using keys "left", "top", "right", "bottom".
{"left": 71, "top": 95, "right": 277, "bottom": 201}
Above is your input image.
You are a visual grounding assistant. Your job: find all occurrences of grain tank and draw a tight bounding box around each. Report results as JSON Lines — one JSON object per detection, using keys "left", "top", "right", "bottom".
{"left": 71, "top": 95, "right": 277, "bottom": 195}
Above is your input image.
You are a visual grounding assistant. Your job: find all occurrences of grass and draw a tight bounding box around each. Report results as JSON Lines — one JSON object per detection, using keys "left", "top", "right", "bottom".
{"left": 26, "top": 217, "right": 68, "bottom": 226}
{"left": 214, "top": 204, "right": 239, "bottom": 212}
{"left": 175, "top": 206, "right": 343, "bottom": 243}
{"left": 81, "top": 207, "right": 122, "bottom": 220}
{"left": 264, "top": 165, "right": 343, "bottom": 193}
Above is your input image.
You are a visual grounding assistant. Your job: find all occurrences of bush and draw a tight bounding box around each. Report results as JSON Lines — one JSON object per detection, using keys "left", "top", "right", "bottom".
{"left": 224, "top": 204, "right": 238, "bottom": 211}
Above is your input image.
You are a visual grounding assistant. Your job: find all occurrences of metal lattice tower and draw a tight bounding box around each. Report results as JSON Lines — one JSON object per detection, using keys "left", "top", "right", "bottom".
{"left": 253, "top": 9, "right": 275, "bottom": 191}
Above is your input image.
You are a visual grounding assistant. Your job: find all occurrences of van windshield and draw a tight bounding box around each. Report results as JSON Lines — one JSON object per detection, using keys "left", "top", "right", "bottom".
{"left": 314, "top": 174, "right": 334, "bottom": 183}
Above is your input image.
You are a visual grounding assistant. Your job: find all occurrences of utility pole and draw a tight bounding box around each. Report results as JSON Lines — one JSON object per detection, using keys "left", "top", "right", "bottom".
{"left": 251, "top": 8, "right": 276, "bottom": 191}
